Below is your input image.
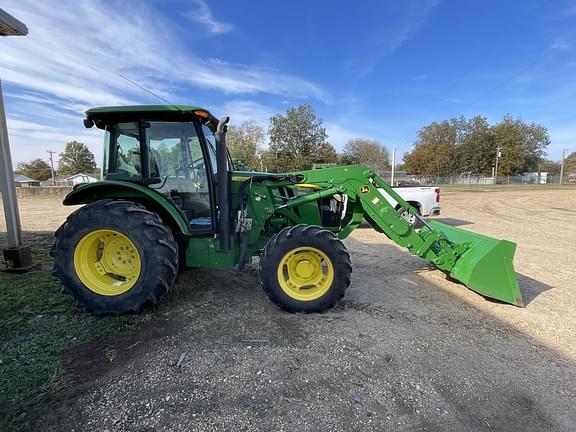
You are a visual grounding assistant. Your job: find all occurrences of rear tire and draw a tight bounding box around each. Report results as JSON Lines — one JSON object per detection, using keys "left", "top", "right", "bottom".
{"left": 51, "top": 200, "right": 178, "bottom": 315}
{"left": 259, "top": 225, "right": 351, "bottom": 313}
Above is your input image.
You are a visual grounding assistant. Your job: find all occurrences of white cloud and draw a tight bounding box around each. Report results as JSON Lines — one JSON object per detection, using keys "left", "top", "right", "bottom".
{"left": 547, "top": 127, "right": 576, "bottom": 160}
{"left": 222, "top": 100, "right": 275, "bottom": 126}
{"left": 185, "top": 0, "right": 233, "bottom": 34}
{"left": 548, "top": 37, "right": 573, "bottom": 52}
{"left": 6, "top": 117, "right": 103, "bottom": 165}
{"left": 324, "top": 122, "right": 365, "bottom": 151}
{"left": 325, "top": 121, "right": 406, "bottom": 154}
{"left": 0, "top": 0, "right": 328, "bottom": 164}
{"left": 1, "top": 1, "right": 326, "bottom": 103}
{"left": 347, "top": 0, "right": 441, "bottom": 77}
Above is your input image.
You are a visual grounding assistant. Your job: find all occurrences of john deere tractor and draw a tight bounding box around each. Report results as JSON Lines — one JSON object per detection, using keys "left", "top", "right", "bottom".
{"left": 51, "top": 105, "right": 523, "bottom": 314}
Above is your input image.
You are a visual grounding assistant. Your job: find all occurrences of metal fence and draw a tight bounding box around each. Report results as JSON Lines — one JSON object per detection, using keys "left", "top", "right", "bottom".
{"left": 387, "top": 173, "right": 576, "bottom": 186}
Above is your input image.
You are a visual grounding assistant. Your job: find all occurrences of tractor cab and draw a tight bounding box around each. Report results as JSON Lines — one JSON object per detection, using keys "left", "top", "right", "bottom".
{"left": 83, "top": 105, "right": 230, "bottom": 233}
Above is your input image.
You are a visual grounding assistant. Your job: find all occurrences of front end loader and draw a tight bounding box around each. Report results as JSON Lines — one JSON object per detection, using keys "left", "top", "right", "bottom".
{"left": 51, "top": 105, "right": 523, "bottom": 314}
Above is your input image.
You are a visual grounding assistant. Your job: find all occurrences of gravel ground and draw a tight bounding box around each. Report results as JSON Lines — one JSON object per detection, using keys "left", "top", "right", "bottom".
{"left": 2, "top": 187, "right": 576, "bottom": 431}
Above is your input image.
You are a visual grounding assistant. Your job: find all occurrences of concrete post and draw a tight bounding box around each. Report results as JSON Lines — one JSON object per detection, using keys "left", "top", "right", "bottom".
{"left": 1, "top": 8, "right": 35, "bottom": 270}
{"left": 0, "top": 79, "right": 34, "bottom": 270}
{"left": 0, "top": 79, "right": 22, "bottom": 248}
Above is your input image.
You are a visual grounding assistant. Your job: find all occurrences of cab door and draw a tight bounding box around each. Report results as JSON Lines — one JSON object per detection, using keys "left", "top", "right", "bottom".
{"left": 146, "top": 121, "right": 215, "bottom": 233}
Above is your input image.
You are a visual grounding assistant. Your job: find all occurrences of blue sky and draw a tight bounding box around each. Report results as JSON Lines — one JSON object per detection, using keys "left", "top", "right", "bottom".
{"left": 1, "top": 0, "right": 576, "bottom": 166}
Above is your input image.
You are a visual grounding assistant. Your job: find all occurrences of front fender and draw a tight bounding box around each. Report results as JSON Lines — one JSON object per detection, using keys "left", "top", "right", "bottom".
{"left": 63, "top": 181, "right": 191, "bottom": 235}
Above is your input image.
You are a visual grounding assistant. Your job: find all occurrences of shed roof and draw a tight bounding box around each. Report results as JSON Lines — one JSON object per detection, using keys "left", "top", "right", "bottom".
{"left": 0, "top": 8, "right": 28, "bottom": 36}
{"left": 14, "top": 174, "right": 38, "bottom": 182}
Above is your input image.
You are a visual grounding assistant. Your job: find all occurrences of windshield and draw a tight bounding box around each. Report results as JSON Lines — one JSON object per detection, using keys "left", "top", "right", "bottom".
{"left": 148, "top": 121, "right": 210, "bottom": 193}
{"left": 102, "top": 120, "right": 216, "bottom": 191}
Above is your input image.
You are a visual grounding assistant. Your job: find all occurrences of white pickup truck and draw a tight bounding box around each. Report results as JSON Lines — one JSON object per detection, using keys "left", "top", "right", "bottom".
{"left": 377, "top": 186, "right": 441, "bottom": 227}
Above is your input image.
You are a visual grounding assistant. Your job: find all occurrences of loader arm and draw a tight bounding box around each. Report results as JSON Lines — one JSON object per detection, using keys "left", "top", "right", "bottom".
{"left": 283, "top": 165, "right": 523, "bottom": 306}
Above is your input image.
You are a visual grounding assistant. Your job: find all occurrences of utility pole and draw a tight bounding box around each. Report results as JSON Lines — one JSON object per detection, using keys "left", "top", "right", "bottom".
{"left": 494, "top": 145, "right": 501, "bottom": 185}
{"left": 47, "top": 150, "right": 57, "bottom": 185}
{"left": 559, "top": 148, "right": 566, "bottom": 185}
{"left": 390, "top": 148, "right": 396, "bottom": 186}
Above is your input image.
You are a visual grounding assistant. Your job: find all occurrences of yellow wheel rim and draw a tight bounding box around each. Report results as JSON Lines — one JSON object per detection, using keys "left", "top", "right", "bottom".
{"left": 277, "top": 246, "right": 334, "bottom": 301}
{"left": 73, "top": 229, "right": 141, "bottom": 296}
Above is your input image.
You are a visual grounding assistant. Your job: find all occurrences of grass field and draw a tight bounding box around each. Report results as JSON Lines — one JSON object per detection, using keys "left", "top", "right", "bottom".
{"left": 0, "top": 240, "right": 145, "bottom": 428}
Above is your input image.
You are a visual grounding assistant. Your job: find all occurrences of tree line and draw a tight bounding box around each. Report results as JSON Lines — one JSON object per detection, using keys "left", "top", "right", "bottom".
{"left": 228, "top": 106, "right": 570, "bottom": 178}
{"left": 566, "top": 153, "right": 576, "bottom": 175}
{"left": 402, "top": 115, "right": 560, "bottom": 177}
{"left": 228, "top": 103, "right": 390, "bottom": 173}
{"left": 16, "top": 141, "right": 97, "bottom": 181}
{"left": 16, "top": 105, "right": 572, "bottom": 182}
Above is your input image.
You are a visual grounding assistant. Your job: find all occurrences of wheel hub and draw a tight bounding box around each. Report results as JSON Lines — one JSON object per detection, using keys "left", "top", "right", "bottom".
{"left": 74, "top": 229, "right": 142, "bottom": 296}
{"left": 277, "top": 246, "right": 335, "bottom": 301}
{"left": 295, "top": 259, "right": 315, "bottom": 279}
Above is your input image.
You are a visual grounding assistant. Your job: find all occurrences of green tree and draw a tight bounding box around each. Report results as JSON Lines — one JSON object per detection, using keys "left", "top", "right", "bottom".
{"left": 453, "top": 116, "right": 496, "bottom": 175}
{"left": 15, "top": 159, "right": 52, "bottom": 181}
{"left": 493, "top": 115, "right": 550, "bottom": 176}
{"left": 315, "top": 142, "right": 338, "bottom": 165}
{"left": 563, "top": 152, "right": 576, "bottom": 175}
{"left": 540, "top": 160, "right": 561, "bottom": 176}
{"left": 227, "top": 120, "right": 265, "bottom": 171}
{"left": 403, "top": 115, "right": 550, "bottom": 177}
{"left": 268, "top": 104, "right": 335, "bottom": 171}
{"left": 342, "top": 138, "right": 390, "bottom": 174}
{"left": 403, "top": 119, "right": 458, "bottom": 177}
{"left": 58, "top": 141, "right": 97, "bottom": 175}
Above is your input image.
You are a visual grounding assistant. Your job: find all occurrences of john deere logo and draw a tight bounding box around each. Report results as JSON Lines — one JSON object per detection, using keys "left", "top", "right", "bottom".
{"left": 360, "top": 185, "right": 370, "bottom": 194}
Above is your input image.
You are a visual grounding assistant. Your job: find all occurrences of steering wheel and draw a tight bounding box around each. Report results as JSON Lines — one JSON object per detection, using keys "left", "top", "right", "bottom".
{"left": 175, "top": 157, "right": 205, "bottom": 177}
{"left": 190, "top": 157, "right": 204, "bottom": 170}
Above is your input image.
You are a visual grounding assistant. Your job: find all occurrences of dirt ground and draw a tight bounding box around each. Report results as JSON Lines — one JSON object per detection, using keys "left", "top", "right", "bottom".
{"left": 1, "top": 187, "right": 576, "bottom": 431}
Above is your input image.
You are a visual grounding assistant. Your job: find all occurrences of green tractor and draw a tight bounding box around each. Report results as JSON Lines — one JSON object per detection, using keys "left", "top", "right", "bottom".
{"left": 51, "top": 105, "right": 523, "bottom": 314}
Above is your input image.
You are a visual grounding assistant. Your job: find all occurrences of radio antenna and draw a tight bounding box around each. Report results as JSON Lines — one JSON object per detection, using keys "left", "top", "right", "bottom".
{"left": 118, "top": 73, "right": 179, "bottom": 108}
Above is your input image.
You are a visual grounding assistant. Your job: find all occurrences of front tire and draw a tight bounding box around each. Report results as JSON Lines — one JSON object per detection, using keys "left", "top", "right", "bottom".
{"left": 51, "top": 200, "right": 178, "bottom": 314}
{"left": 259, "top": 225, "right": 351, "bottom": 313}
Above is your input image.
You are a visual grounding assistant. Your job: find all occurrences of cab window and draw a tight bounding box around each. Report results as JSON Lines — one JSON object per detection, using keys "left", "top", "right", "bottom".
{"left": 103, "top": 122, "right": 142, "bottom": 180}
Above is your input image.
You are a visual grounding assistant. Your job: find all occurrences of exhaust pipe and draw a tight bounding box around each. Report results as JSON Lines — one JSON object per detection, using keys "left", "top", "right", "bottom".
{"left": 215, "top": 116, "right": 231, "bottom": 250}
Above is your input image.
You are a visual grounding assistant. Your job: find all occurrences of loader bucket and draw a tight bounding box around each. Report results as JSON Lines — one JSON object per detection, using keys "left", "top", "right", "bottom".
{"left": 425, "top": 221, "right": 523, "bottom": 306}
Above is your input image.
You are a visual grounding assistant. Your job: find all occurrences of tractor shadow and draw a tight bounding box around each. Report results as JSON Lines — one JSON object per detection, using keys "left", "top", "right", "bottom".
{"left": 517, "top": 273, "right": 554, "bottom": 306}
{"left": 343, "top": 235, "right": 553, "bottom": 307}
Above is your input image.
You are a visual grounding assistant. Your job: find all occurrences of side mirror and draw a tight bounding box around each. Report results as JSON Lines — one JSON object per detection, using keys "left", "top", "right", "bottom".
{"left": 216, "top": 116, "right": 230, "bottom": 133}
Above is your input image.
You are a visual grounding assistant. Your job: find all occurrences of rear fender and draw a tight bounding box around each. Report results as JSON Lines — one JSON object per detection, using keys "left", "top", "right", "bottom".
{"left": 63, "top": 181, "right": 191, "bottom": 235}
